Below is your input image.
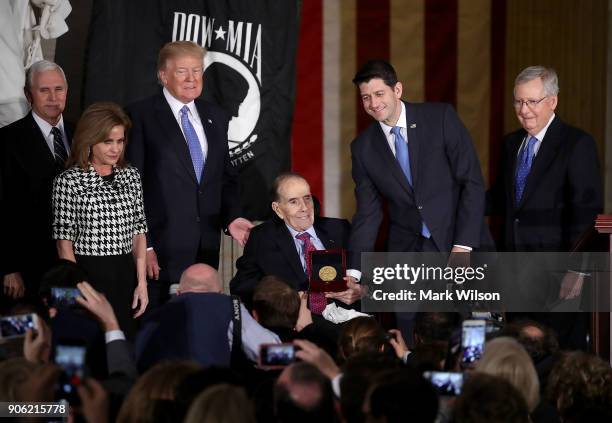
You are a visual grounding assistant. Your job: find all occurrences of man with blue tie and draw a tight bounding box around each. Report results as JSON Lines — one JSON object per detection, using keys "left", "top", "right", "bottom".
{"left": 488, "top": 66, "right": 602, "bottom": 349}
{"left": 126, "top": 41, "right": 254, "bottom": 309}
{"left": 348, "top": 60, "right": 486, "bottom": 271}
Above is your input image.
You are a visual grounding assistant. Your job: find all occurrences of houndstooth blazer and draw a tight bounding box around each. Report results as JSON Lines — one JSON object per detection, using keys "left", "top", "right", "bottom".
{"left": 52, "top": 165, "right": 148, "bottom": 256}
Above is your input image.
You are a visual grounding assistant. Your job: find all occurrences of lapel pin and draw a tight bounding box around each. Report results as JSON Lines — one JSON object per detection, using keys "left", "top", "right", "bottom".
{"left": 410, "top": 123, "right": 417, "bottom": 128}
{"left": 208, "top": 119, "right": 212, "bottom": 124}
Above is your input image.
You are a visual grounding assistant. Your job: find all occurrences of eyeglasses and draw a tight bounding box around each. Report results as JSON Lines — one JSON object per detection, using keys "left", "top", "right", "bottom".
{"left": 513, "top": 96, "right": 548, "bottom": 110}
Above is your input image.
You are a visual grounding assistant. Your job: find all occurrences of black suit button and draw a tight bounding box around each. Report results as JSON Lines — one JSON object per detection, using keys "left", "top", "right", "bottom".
{"left": 514, "top": 218, "right": 519, "bottom": 223}
{"left": 417, "top": 205, "right": 423, "bottom": 210}
{"left": 196, "top": 217, "right": 200, "bottom": 223}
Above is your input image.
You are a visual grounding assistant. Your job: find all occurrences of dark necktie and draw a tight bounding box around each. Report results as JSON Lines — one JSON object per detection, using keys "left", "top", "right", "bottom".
{"left": 180, "top": 105, "right": 205, "bottom": 183}
{"left": 51, "top": 126, "right": 68, "bottom": 168}
{"left": 295, "top": 232, "right": 327, "bottom": 314}
{"left": 515, "top": 136, "right": 538, "bottom": 204}
{"left": 391, "top": 126, "right": 431, "bottom": 238}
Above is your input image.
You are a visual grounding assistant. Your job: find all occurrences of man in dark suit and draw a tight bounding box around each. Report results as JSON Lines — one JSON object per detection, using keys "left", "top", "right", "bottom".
{"left": 347, "top": 60, "right": 486, "bottom": 270}
{"left": 230, "top": 172, "right": 357, "bottom": 311}
{"left": 126, "top": 41, "right": 253, "bottom": 308}
{"left": 0, "top": 60, "right": 72, "bottom": 302}
{"left": 488, "top": 66, "right": 603, "bottom": 349}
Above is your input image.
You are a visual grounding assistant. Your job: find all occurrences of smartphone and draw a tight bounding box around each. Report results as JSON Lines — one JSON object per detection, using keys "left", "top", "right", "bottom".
{"left": 55, "top": 342, "right": 87, "bottom": 405}
{"left": 461, "top": 319, "right": 486, "bottom": 367}
{"left": 0, "top": 313, "right": 38, "bottom": 339}
{"left": 259, "top": 343, "right": 297, "bottom": 368}
{"left": 50, "top": 287, "right": 81, "bottom": 308}
{"left": 424, "top": 371, "right": 464, "bottom": 396}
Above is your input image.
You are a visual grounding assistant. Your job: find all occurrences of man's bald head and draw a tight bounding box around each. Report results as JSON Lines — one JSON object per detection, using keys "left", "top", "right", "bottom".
{"left": 178, "top": 264, "right": 223, "bottom": 294}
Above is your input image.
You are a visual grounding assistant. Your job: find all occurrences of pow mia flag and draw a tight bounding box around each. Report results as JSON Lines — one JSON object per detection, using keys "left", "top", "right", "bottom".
{"left": 84, "top": 0, "right": 300, "bottom": 219}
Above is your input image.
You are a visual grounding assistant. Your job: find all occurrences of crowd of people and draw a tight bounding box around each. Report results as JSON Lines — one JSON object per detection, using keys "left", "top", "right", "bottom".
{"left": 0, "top": 38, "right": 610, "bottom": 422}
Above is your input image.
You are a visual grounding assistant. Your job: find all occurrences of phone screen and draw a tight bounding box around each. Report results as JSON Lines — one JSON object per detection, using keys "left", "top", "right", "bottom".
{"left": 55, "top": 344, "right": 86, "bottom": 404}
{"left": 461, "top": 320, "right": 486, "bottom": 365}
{"left": 0, "top": 314, "right": 36, "bottom": 338}
{"left": 50, "top": 287, "right": 81, "bottom": 308}
{"left": 424, "top": 371, "right": 464, "bottom": 396}
{"left": 259, "top": 343, "right": 296, "bottom": 368}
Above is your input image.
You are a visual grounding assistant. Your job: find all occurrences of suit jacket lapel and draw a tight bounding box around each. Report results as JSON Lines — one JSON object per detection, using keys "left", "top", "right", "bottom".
{"left": 370, "top": 124, "right": 414, "bottom": 196}
{"left": 154, "top": 94, "right": 198, "bottom": 183}
{"left": 276, "top": 222, "right": 307, "bottom": 280}
{"left": 404, "top": 101, "right": 420, "bottom": 188}
{"left": 313, "top": 220, "right": 337, "bottom": 250}
{"left": 519, "top": 116, "right": 563, "bottom": 208}
{"left": 506, "top": 133, "right": 523, "bottom": 209}
{"left": 195, "top": 101, "right": 218, "bottom": 188}
{"left": 24, "top": 113, "right": 57, "bottom": 173}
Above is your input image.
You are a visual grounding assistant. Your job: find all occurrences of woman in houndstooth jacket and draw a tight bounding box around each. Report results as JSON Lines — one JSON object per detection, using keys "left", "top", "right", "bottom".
{"left": 52, "top": 102, "right": 148, "bottom": 338}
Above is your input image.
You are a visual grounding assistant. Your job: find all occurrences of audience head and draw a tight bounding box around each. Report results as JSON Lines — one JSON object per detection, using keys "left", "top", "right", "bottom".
{"left": 414, "top": 312, "right": 462, "bottom": 344}
{"left": 117, "top": 360, "right": 200, "bottom": 423}
{"left": 184, "top": 383, "right": 255, "bottom": 423}
{"left": 363, "top": 367, "right": 438, "bottom": 423}
{"left": 340, "top": 352, "right": 403, "bottom": 423}
{"left": 476, "top": 337, "right": 540, "bottom": 412}
{"left": 547, "top": 351, "right": 612, "bottom": 422}
{"left": 271, "top": 172, "right": 315, "bottom": 232}
{"left": 513, "top": 65, "right": 558, "bottom": 136}
{"left": 453, "top": 373, "right": 530, "bottom": 423}
{"left": 274, "top": 362, "right": 337, "bottom": 423}
{"left": 501, "top": 319, "right": 559, "bottom": 363}
{"left": 178, "top": 264, "right": 223, "bottom": 294}
{"left": 175, "top": 366, "right": 244, "bottom": 411}
{"left": 157, "top": 41, "right": 205, "bottom": 104}
{"left": 67, "top": 102, "right": 131, "bottom": 169}
{"left": 252, "top": 276, "right": 300, "bottom": 329}
{"left": 338, "top": 317, "right": 387, "bottom": 363}
{"left": 24, "top": 60, "right": 67, "bottom": 126}
{"left": 0, "top": 358, "right": 38, "bottom": 401}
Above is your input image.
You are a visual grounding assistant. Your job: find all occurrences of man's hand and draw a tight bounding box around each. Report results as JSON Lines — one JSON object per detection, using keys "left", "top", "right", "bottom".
{"left": 295, "top": 291, "right": 313, "bottom": 331}
{"left": 387, "top": 329, "right": 410, "bottom": 360}
{"left": 23, "top": 317, "right": 51, "bottom": 364}
{"left": 325, "top": 277, "right": 362, "bottom": 305}
{"left": 447, "top": 246, "right": 471, "bottom": 268}
{"left": 75, "top": 282, "right": 120, "bottom": 331}
{"left": 228, "top": 217, "right": 255, "bottom": 246}
{"left": 77, "top": 378, "right": 109, "bottom": 423}
{"left": 294, "top": 339, "right": 340, "bottom": 380}
{"left": 132, "top": 283, "right": 148, "bottom": 318}
{"left": 559, "top": 271, "right": 585, "bottom": 300}
{"left": 146, "top": 249, "right": 160, "bottom": 280}
{"left": 3, "top": 272, "right": 25, "bottom": 299}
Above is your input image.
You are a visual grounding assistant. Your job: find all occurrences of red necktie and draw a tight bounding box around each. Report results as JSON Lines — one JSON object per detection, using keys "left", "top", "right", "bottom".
{"left": 295, "top": 232, "right": 327, "bottom": 314}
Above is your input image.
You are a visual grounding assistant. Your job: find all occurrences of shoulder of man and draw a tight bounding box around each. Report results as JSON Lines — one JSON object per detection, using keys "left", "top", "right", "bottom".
{"left": 194, "top": 98, "right": 231, "bottom": 123}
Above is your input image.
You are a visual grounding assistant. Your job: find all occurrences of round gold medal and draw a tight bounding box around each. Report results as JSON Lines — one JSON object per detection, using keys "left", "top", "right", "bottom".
{"left": 319, "top": 266, "right": 337, "bottom": 282}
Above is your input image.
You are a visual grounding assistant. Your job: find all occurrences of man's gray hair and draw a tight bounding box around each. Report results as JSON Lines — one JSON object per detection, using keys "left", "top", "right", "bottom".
{"left": 25, "top": 60, "right": 67, "bottom": 94}
{"left": 514, "top": 66, "right": 559, "bottom": 97}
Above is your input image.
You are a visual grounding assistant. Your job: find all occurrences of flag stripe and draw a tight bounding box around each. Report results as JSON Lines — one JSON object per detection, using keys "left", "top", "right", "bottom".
{"left": 356, "top": 0, "right": 390, "bottom": 133}
{"left": 292, "top": 0, "right": 324, "bottom": 204}
{"left": 425, "top": 0, "right": 458, "bottom": 105}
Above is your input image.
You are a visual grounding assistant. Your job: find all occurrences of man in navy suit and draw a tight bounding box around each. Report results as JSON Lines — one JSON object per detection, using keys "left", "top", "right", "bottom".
{"left": 348, "top": 60, "right": 486, "bottom": 271}
{"left": 488, "top": 66, "right": 603, "bottom": 349}
{"left": 0, "top": 60, "right": 72, "bottom": 301}
{"left": 230, "top": 172, "right": 357, "bottom": 311}
{"left": 126, "top": 41, "right": 253, "bottom": 309}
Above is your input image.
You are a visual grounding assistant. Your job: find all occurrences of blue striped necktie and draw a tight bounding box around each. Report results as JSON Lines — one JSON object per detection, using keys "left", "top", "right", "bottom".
{"left": 515, "top": 135, "right": 537, "bottom": 204}
{"left": 391, "top": 126, "right": 431, "bottom": 238}
{"left": 180, "top": 105, "right": 205, "bottom": 183}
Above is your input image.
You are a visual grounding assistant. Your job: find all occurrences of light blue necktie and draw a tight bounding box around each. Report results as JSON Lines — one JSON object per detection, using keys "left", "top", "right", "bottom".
{"left": 391, "top": 126, "right": 431, "bottom": 238}
{"left": 515, "top": 135, "right": 537, "bottom": 204}
{"left": 180, "top": 105, "right": 205, "bottom": 183}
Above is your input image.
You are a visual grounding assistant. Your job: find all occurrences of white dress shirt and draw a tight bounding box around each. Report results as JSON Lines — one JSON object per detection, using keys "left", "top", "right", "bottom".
{"left": 517, "top": 113, "right": 556, "bottom": 158}
{"left": 162, "top": 87, "right": 208, "bottom": 158}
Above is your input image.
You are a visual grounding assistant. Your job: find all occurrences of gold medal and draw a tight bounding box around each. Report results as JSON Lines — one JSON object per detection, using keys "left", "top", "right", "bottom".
{"left": 319, "top": 265, "right": 337, "bottom": 282}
